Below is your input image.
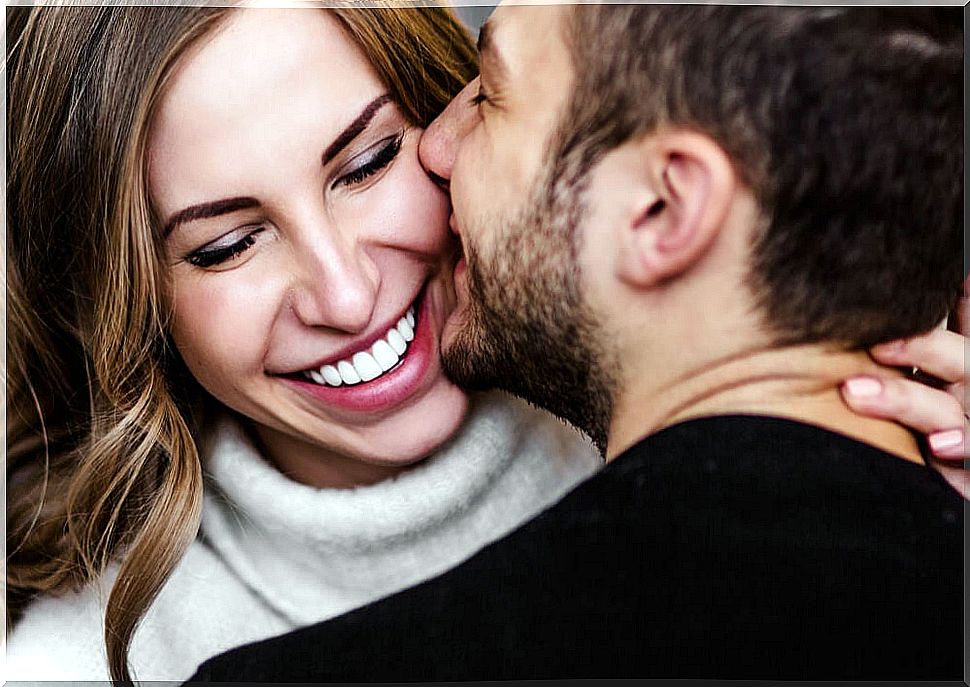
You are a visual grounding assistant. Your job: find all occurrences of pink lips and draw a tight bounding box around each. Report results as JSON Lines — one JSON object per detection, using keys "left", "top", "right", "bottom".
{"left": 281, "top": 290, "right": 437, "bottom": 414}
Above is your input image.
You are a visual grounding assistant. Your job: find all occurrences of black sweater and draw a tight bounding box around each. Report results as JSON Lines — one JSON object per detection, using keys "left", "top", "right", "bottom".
{"left": 189, "top": 415, "right": 964, "bottom": 682}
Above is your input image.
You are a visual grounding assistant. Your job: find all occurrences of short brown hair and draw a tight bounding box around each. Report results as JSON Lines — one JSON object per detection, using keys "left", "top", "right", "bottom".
{"left": 557, "top": 6, "right": 962, "bottom": 348}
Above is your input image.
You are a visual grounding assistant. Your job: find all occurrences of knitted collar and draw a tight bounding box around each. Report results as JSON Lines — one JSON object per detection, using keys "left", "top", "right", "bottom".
{"left": 203, "top": 391, "right": 525, "bottom": 552}
{"left": 199, "top": 391, "right": 586, "bottom": 624}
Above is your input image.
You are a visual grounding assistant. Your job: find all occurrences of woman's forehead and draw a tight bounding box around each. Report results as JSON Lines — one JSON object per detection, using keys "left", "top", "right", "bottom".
{"left": 157, "top": 9, "right": 380, "bottom": 119}
{"left": 146, "top": 8, "right": 386, "bottom": 211}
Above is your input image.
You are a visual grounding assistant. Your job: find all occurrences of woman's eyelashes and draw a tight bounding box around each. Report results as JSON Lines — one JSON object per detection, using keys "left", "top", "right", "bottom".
{"left": 186, "top": 227, "right": 266, "bottom": 268}
{"left": 332, "top": 130, "right": 404, "bottom": 190}
{"left": 182, "top": 130, "right": 406, "bottom": 269}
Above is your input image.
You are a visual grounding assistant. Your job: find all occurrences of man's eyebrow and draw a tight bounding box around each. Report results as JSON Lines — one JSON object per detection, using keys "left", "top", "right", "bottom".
{"left": 477, "top": 19, "right": 492, "bottom": 55}
{"left": 477, "top": 19, "right": 508, "bottom": 81}
{"left": 322, "top": 93, "right": 392, "bottom": 165}
{"left": 163, "top": 196, "right": 259, "bottom": 237}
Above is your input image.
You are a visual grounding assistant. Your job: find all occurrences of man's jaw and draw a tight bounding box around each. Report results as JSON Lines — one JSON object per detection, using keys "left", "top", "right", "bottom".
{"left": 440, "top": 240, "right": 614, "bottom": 455}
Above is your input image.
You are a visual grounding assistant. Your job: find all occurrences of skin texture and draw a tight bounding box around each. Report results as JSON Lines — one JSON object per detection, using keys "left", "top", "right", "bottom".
{"left": 428, "top": 5, "right": 615, "bottom": 452}
{"left": 421, "top": 2, "right": 966, "bottom": 494}
{"left": 149, "top": 9, "right": 469, "bottom": 488}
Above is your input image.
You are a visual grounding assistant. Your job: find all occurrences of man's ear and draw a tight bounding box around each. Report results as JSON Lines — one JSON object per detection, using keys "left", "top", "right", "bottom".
{"left": 615, "top": 130, "right": 736, "bottom": 288}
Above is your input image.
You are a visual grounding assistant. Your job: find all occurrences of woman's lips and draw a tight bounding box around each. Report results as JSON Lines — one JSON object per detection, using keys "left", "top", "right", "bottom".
{"left": 280, "top": 286, "right": 439, "bottom": 415}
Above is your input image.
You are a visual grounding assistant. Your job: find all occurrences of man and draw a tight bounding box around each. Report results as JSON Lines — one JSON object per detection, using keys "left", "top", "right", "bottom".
{"left": 189, "top": 4, "right": 964, "bottom": 680}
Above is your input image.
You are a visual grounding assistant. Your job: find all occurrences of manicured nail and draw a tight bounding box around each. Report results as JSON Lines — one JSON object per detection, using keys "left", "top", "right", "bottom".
{"left": 873, "top": 340, "right": 905, "bottom": 357}
{"left": 929, "top": 429, "right": 964, "bottom": 453}
{"left": 843, "top": 377, "right": 883, "bottom": 398}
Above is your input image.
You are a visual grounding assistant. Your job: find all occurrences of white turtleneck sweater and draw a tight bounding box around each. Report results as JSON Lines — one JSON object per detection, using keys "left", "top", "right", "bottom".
{"left": 5, "top": 392, "right": 600, "bottom": 682}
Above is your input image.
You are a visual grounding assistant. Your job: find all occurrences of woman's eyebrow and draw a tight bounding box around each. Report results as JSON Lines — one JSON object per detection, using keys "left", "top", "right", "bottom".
{"left": 164, "top": 94, "right": 393, "bottom": 237}
{"left": 164, "top": 196, "right": 259, "bottom": 237}
{"left": 321, "top": 93, "right": 393, "bottom": 165}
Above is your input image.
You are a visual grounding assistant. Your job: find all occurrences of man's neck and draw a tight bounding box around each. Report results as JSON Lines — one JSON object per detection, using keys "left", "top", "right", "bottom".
{"left": 606, "top": 344, "right": 923, "bottom": 465}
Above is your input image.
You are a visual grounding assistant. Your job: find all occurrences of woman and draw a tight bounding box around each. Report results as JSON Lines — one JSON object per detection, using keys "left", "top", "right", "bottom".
{"left": 6, "top": 6, "right": 600, "bottom": 682}
{"left": 6, "top": 4, "right": 966, "bottom": 684}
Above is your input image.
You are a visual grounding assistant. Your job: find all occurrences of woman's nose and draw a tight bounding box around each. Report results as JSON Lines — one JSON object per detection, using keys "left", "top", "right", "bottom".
{"left": 419, "top": 78, "right": 480, "bottom": 185}
{"left": 290, "top": 238, "right": 380, "bottom": 334}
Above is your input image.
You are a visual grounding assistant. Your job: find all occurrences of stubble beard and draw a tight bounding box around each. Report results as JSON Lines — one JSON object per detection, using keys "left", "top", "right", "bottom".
{"left": 441, "top": 174, "right": 616, "bottom": 455}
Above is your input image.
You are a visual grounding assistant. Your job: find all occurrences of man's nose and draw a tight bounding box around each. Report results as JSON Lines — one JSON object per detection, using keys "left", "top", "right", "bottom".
{"left": 419, "top": 79, "right": 480, "bottom": 187}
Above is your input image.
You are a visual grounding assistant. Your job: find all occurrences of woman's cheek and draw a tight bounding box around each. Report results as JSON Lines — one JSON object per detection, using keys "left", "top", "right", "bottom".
{"left": 170, "top": 271, "right": 277, "bottom": 394}
{"left": 351, "top": 143, "right": 452, "bottom": 256}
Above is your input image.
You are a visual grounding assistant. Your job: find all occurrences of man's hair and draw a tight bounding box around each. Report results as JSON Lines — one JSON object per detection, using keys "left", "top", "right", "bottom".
{"left": 556, "top": 6, "right": 962, "bottom": 348}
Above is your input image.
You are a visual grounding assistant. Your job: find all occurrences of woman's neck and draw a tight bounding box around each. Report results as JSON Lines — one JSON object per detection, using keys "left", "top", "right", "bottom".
{"left": 247, "top": 422, "right": 414, "bottom": 489}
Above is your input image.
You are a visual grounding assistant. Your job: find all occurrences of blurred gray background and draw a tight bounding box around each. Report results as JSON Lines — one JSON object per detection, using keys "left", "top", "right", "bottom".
{"left": 453, "top": 4, "right": 496, "bottom": 36}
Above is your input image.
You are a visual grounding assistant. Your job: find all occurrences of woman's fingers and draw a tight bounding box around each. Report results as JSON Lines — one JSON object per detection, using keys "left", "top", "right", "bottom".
{"left": 870, "top": 328, "right": 964, "bottom": 385}
{"left": 927, "top": 428, "right": 965, "bottom": 460}
{"left": 863, "top": 304, "right": 967, "bottom": 465}
{"left": 935, "top": 463, "right": 969, "bottom": 499}
{"left": 841, "top": 376, "right": 967, "bottom": 460}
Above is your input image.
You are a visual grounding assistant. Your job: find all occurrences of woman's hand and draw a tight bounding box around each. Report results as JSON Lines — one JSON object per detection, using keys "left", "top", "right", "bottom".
{"left": 841, "top": 280, "right": 968, "bottom": 497}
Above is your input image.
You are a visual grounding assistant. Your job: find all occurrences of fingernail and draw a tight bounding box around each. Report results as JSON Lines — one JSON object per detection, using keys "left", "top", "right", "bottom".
{"left": 929, "top": 429, "right": 964, "bottom": 453}
{"left": 873, "top": 340, "right": 905, "bottom": 356}
{"left": 843, "top": 377, "right": 883, "bottom": 397}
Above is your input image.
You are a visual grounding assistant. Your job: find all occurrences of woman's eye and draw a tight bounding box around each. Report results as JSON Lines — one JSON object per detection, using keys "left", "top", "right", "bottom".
{"left": 186, "top": 227, "right": 265, "bottom": 268}
{"left": 333, "top": 132, "right": 404, "bottom": 190}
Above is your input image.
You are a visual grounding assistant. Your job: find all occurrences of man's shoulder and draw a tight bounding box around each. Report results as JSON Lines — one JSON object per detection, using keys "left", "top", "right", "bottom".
{"left": 597, "top": 413, "right": 962, "bottom": 564}
{"left": 609, "top": 413, "right": 961, "bottom": 504}
{"left": 418, "top": 412, "right": 964, "bottom": 554}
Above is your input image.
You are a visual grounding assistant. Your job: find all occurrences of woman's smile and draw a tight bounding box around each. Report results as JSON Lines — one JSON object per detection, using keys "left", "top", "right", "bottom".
{"left": 278, "top": 279, "right": 451, "bottom": 415}
{"left": 149, "top": 8, "right": 469, "bottom": 478}
{"left": 292, "top": 296, "right": 418, "bottom": 387}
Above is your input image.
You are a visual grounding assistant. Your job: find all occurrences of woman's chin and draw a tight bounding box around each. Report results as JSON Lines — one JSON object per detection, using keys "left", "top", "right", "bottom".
{"left": 250, "top": 383, "right": 470, "bottom": 489}
{"left": 361, "top": 382, "right": 471, "bottom": 466}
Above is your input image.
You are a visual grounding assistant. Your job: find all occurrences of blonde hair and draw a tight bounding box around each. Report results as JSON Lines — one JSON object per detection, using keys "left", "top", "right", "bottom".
{"left": 6, "top": 6, "right": 476, "bottom": 683}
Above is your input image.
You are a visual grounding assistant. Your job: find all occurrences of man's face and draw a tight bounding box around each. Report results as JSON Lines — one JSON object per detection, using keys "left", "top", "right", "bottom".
{"left": 420, "top": 3, "right": 616, "bottom": 450}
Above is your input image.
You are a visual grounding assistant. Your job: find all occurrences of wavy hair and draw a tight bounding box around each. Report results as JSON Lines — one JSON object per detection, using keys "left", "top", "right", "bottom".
{"left": 6, "top": 5, "right": 476, "bottom": 683}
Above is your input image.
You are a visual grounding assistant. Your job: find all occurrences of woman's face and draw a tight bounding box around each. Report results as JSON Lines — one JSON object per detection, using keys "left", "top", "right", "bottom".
{"left": 148, "top": 9, "right": 469, "bottom": 483}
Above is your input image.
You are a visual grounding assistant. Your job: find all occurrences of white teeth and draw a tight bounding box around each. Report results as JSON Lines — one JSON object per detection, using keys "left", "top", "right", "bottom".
{"left": 352, "top": 351, "right": 382, "bottom": 382}
{"left": 321, "top": 365, "right": 342, "bottom": 387}
{"left": 337, "top": 360, "right": 361, "bottom": 385}
{"left": 397, "top": 318, "right": 414, "bottom": 342}
{"left": 371, "top": 339, "right": 399, "bottom": 371}
{"left": 386, "top": 328, "right": 407, "bottom": 355}
{"left": 301, "top": 302, "right": 419, "bottom": 387}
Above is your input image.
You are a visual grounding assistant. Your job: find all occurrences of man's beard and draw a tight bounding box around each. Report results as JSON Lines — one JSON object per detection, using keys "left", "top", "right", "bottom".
{"left": 441, "top": 173, "right": 616, "bottom": 455}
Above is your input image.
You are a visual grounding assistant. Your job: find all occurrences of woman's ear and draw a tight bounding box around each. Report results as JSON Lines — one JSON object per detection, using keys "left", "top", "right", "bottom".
{"left": 615, "top": 130, "right": 737, "bottom": 288}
